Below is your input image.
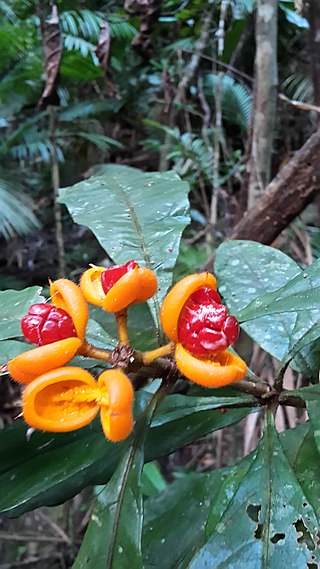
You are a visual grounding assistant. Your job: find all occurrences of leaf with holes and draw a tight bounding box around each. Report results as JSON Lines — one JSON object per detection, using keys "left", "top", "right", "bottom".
{"left": 215, "top": 241, "right": 320, "bottom": 374}
{"left": 59, "top": 165, "right": 190, "bottom": 333}
{"left": 143, "top": 417, "right": 320, "bottom": 569}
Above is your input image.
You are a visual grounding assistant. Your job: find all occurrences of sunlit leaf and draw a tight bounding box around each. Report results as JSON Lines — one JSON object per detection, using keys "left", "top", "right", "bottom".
{"left": 59, "top": 165, "right": 190, "bottom": 334}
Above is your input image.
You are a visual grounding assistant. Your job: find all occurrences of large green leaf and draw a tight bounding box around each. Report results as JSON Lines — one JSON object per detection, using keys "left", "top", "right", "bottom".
{"left": 72, "top": 389, "right": 161, "bottom": 569}
{"left": 237, "top": 257, "right": 320, "bottom": 320}
{"left": 215, "top": 241, "right": 320, "bottom": 374}
{"left": 143, "top": 418, "right": 320, "bottom": 568}
{"left": 59, "top": 165, "right": 190, "bottom": 334}
{"left": 0, "top": 391, "right": 253, "bottom": 517}
{"left": 290, "top": 384, "right": 320, "bottom": 456}
{"left": 0, "top": 286, "right": 44, "bottom": 341}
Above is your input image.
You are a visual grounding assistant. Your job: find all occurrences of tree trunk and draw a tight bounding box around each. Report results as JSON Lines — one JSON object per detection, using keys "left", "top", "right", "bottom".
{"left": 230, "top": 130, "right": 320, "bottom": 244}
{"left": 247, "top": 0, "right": 278, "bottom": 209}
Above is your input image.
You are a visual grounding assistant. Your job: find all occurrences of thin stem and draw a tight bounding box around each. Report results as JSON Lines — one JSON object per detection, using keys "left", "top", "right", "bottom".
{"left": 142, "top": 342, "right": 175, "bottom": 365}
{"left": 115, "top": 309, "right": 129, "bottom": 345}
{"left": 79, "top": 341, "right": 112, "bottom": 362}
{"left": 274, "top": 361, "right": 289, "bottom": 393}
{"left": 49, "top": 106, "right": 65, "bottom": 277}
{"left": 231, "top": 379, "right": 274, "bottom": 399}
{"left": 278, "top": 390, "right": 306, "bottom": 409}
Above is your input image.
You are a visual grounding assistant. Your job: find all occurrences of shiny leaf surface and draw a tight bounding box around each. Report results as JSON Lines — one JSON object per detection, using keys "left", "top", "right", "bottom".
{"left": 59, "top": 165, "right": 190, "bottom": 333}
{"left": 0, "top": 287, "right": 44, "bottom": 341}
{"left": 0, "top": 391, "right": 252, "bottom": 517}
{"left": 143, "top": 419, "right": 320, "bottom": 568}
{"left": 72, "top": 389, "right": 161, "bottom": 569}
{"left": 215, "top": 241, "right": 320, "bottom": 374}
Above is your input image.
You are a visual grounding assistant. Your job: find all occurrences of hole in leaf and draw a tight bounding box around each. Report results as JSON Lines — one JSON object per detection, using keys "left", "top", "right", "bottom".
{"left": 270, "top": 533, "right": 285, "bottom": 544}
{"left": 303, "top": 502, "right": 308, "bottom": 508}
{"left": 293, "top": 519, "right": 315, "bottom": 551}
{"left": 307, "top": 564, "right": 317, "bottom": 569}
{"left": 246, "top": 504, "right": 261, "bottom": 523}
{"left": 254, "top": 523, "right": 263, "bottom": 539}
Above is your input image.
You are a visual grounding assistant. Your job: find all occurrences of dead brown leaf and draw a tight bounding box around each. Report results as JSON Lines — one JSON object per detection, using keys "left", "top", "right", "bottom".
{"left": 95, "top": 21, "right": 111, "bottom": 73}
{"left": 38, "top": 4, "right": 62, "bottom": 109}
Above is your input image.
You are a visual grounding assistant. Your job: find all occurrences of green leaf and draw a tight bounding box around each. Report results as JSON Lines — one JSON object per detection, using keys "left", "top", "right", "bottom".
{"left": 89, "top": 301, "right": 158, "bottom": 351}
{"left": 0, "top": 340, "right": 32, "bottom": 369}
{"left": 85, "top": 318, "right": 118, "bottom": 350}
{"left": 72, "top": 388, "right": 160, "bottom": 569}
{"left": 0, "top": 287, "right": 44, "bottom": 340}
{"left": 143, "top": 417, "right": 320, "bottom": 568}
{"left": 215, "top": 241, "right": 320, "bottom": 374}
{"left": 290, "top": 384, "right": 320, "bottom": 456}
{"left": 280, "top": 4, "right": 309, "bottom": 29}
{"left": 59, "top": 165, "right": 190, "bottom": 333}
{"left": 0, "top": 391, "right": 252, "bottom": 517}
{"left": 237, "top": 256, "right": 320, "bottom": 320}
{"left": 281, "top": 422, "right": 320, "bottom": 513}
{"left": 141, "top": 462, "right": 167, "bottom": 497}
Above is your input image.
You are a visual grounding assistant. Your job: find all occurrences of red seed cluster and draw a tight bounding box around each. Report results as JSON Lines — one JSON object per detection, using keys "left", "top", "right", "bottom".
{"left": 178, "top": 286, "right": 239, "bottom": 357}
{"left": 21, "top": 304, "right": 77, "bottom": 346}
{"left": 101, "top": 260, "right": 138, "bottom": 294}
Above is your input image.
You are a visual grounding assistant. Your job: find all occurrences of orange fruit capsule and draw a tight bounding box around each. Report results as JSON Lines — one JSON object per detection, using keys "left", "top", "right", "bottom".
{"left": 175, "top": 344, "right": 247, "bottom": 388}
{"left": 160, "top": 273, "right": 217, "bottom": 342}
{"left": 81, "top": 262, "right": 158, "bottom": 313}
{"left": 23, "top": 367, "right": 100, "bottom": 432}
{"left": 99, "top": 369, "right": 134, "bottom": 442}
{"left": 50, "top": 279, "right": 89, "bottom": 340}
{"left": 80, "top": 266, "right": 106, "bottom": 307}
{"left": 8, "top": 337, "right": 82, "bottom": 384}
{"left": 102, "top": 267, "right": 140, "bottom": 312}
{"left": 21, "top": 366, "right": 134, "bottom": 442}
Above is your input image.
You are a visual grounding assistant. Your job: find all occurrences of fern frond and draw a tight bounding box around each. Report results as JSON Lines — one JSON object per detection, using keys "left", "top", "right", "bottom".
{"left": 64, "top": 34, "right": 97, "bottom": 60}
{"left": 0, "top": 173, "right": 40, "bottom": 240}
{"left": 282, "top": 73, "right": 313, "bottom": 103}
{"left": 73, "top": 132, "right": 123, "bottom": 150}
{"left": 59, "top": 100, "right": 121, "bottom": 121}
{"left": 203, "top": 73, "right": 252, "bottom": 130}
{"left": 61, "top": 9, "right": 136, "bottom": 43}
{"left": 2, "top": 123, "right": 65, "bottom": 164}
{"left": 60, "top": 51, "right": 103, "bottom": 81}
{"left": 163, "top": 37, "right": 196, "bottom": 53}
{"left": 0, "top": 1, "right": 17, "bottom": 21}
{"left": 107, "top": 14, "right": 136, "bottom": 40}
{"left": 231, "top": 0, "right": 255, "bottom": 18}
{"left": 60, "top": 10, "right": 101, "bottom": 41}
{"left": 0, "top": 53, "right": 43, "bottom": 106}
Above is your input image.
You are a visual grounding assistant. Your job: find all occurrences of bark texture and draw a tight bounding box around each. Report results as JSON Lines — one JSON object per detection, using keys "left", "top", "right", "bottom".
{"left": 247, "top": 0, "right": 278, "bottom": 208}
{"left": 124, "top": 0, "right": 162, "bottom": 58}
{"left": 38, "top": 5, "right": 62, "bottom": 109}
{"left": 230, "top": 130, "right": 320, "bottom": 244}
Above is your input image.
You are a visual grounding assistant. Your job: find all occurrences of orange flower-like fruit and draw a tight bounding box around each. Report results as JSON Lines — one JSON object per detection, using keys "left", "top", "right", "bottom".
{"left": 160, "top": 273, "right": 246, "bottom": 387}
{"left": 8, "top": 279, "right": 88, "bottom": 384}
{"left": 80, "top": 260, "right": 157, "bottom": 312}
{"left": 22, "top": 367, "right": 134, "bottom": 442}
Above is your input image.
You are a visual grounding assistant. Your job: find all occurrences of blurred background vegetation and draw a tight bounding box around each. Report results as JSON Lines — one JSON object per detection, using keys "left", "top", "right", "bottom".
{"left": 0, "top": 0, "right": 318, "bottom": 293}
{"left": 0, "top": 0, "right": 319, "bottom": 566}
